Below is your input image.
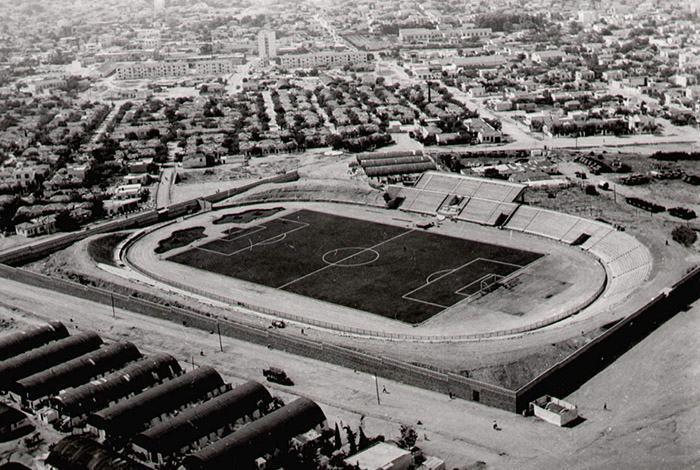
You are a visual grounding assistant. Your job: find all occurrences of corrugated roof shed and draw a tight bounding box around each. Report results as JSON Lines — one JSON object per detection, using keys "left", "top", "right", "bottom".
{"left": 10, "top": 342, "right": 142, "bottom": 401}
{"left": 0, "top": 403, "right": 27, "bottom": 431}
{"left": 134, "top": 381, "right": 273, "bottom": 457}
{"left": 0, "top": 332, "right": 102, "bottom": 390}
{"left": 51, "top": 353, "right": 181, "bottom": 417}
{"left": 181, "top": 397, "right": 326, "bottom": 470}
{"left": 46, "top": 436, "right": 149, "bottom": 470}
{"left": 0, "top": 322, "right": 68, "bottom": 361}
{"left": 89, "top": 366, "right": 224, "bottom": 439}
{"left": 360, "top": 156, "right": 432, "bottom": 167}
{"left": 364, "top": 162, "right": 436, "bottom": 177}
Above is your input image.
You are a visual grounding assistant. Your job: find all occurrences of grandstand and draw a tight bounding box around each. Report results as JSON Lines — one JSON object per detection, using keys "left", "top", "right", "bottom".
{"left": 503, "top": 205, "right": 653, "bottom": 286}
{"left": 390, "top": 172, "right": 526, "bottom": 225}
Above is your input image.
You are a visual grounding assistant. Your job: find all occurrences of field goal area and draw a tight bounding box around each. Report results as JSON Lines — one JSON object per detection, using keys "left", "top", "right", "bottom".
{"left": 402, "top": 258, "right": 526, "bottom": 309}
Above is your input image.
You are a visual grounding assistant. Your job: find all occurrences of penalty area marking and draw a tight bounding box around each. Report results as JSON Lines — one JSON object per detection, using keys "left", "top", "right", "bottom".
{"left": 193, "top": 220, "right": 309, "bottom": 257}
{"left": 402, "top": 257, "right": 527, "bottom": 308}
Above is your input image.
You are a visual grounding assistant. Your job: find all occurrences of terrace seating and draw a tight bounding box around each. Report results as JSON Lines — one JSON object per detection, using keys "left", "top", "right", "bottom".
{"left": 560, "top": 219, "right": 612, "bottom": 246}
{"left": 401, "top": 189, "right": 447, "bottom": 215}
{"left": 421, "top": 172, "right": 462, "bottom": 194}
{"left": 504, "top": 205, "right": 540, "bottom": 231}
{"left": 586, "top": 231, "right": 633, "bottom": 263}
{"left": 521, "top": 210, "right": 579, "bottom": 241}
{"left": 608, "top": 246, "right": 653, "bottom": 278}
{"left": 457, "top": 198, "right": 501, "bottom": 225}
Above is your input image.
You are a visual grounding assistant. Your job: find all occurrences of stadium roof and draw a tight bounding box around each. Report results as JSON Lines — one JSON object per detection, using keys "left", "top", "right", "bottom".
{"left": 133, "top": 381, "right": 273, "bottom": 457}
{"left": 0, "top": 332, "right": 102, "bottom": 390}
{"left": 181, "top": 397, "right": 326, "bottom": 470}
{"left": 10, "top": 342, "right": 141, "bottom": 401}
{"left": 52, "top": 353, "right": 181, "bottom": 417}
{"left": 89, "top": 366, "right": 224, "bottom": 438}
{"left": 46, "top": 436, "right": 149, "bottom": 470}
{"left": 0, "top": 322, "right": 68, "bottom": 362}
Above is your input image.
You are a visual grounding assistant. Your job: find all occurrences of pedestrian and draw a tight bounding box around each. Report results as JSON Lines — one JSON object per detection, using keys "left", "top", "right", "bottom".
{"left": 301, "top": 328, "right": 305, "bottom": 335}
{"left": 603, "top": 402, "right": 607, "bottom": 410}
{"left": 382, "top": 386, "right": 389, "bottom": 394}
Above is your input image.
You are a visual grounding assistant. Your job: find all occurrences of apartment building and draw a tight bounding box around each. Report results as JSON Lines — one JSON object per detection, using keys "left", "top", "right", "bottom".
{"left": 398, "top": 27, "right": 492, "bottom": 43}
{"left": 258, "top": 30, "right": 277, "bottom": 59}
{"left": 116, "top": 61, "right": 188, "bottom": 80}
{"left": 115, "top": 58, "right": 238, "bottom": 80}
{"left": 278, "top": 51, "right": 369, "bottom": 69}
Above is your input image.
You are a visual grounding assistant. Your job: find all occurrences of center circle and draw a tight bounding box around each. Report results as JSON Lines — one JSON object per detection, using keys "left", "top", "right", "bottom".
{"left": 322, "top": 247, "right": 380, "bottom": 267}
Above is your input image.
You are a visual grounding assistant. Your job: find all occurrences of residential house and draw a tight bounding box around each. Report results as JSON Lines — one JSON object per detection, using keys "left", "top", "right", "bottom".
{"left": 15, "top": 215, "right": 57, "bottom": 238}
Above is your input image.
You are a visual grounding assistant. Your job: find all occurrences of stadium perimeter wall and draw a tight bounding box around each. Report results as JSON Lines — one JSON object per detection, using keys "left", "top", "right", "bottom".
{"left": 0, "top": 263, "right": 517, "bottom": 411}
{"left": 0, "top": 171, "right": 299, "bottom": 266}
{"left": 515, "top": 265, "right": 700, "bottom": 413}
{"left": 0, "top": 256, "right": 697, "bottom": 413}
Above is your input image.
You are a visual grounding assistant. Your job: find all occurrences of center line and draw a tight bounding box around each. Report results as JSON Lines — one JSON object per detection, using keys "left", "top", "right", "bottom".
{"left": 278, "top": 229, "right": 415, "bottom": 289}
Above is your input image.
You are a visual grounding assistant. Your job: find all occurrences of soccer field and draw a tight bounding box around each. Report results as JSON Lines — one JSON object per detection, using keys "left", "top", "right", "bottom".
{"left": 168, "top": 210, "right": 544, "bottom": 324}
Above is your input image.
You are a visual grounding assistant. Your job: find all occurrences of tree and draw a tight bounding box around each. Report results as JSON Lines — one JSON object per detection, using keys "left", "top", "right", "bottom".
{"left": 358, "top": 427, "right": 370, "bottom": 451}
{"left": 334, "top": 423, "right": 342, "bottom": 450}
{"left": 55, "top": 211, "right": 80, "bottom": 232}
{"left": 672, "top": 226, "right": 697, "bottom": 247}
{"left": 345, "top": 426, "right": 357, "bottom": 455}
{"left": 397, "top": 425, "right": 417, "bottom": 449}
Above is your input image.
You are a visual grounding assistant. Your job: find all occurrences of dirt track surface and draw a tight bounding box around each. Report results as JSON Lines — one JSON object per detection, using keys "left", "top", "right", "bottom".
{"left": 0, "top": 277, "right": 698, "bottom": 469}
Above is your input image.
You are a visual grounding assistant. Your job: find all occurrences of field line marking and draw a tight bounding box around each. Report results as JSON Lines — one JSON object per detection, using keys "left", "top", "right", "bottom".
{"left": 401, "top": 294, "right": 449, "bottom": 309}
{"left": 402, "top": 259, "right": 480, "bottom": 298}
{"left": 477, "top": 257, "right": 525, "bottom": 268}
{"left": 222, "top": 224, "right": 267, "bottom": 242}
{"left": 455, "top": 273, "right": 493, "bottom": 296}
{"left": 225, "top": 222, "right": 309, "bottom": 257}
{"left": 278, "top": 229, "right": 416, "bottom": 289}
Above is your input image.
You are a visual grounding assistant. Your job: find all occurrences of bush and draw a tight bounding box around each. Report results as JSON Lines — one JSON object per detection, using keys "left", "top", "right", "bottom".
{"left": 672, "top": 226, "right": 697, "bottom": 247}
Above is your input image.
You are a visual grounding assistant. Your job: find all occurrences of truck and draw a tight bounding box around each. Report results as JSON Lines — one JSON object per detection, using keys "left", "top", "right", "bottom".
{"left": 263, "top": 367, "right": 294, "bottom": 386}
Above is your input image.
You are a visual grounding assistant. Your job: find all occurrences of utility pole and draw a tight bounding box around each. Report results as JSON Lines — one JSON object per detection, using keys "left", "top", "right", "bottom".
{"left": 217, "top": 321, "right": 223, "bottom": 353}
{"left": 110, "top": 293, "right": 116, "bottom": 319}
{"left": 374, "top": 373, "right": 381, "bottom": 406}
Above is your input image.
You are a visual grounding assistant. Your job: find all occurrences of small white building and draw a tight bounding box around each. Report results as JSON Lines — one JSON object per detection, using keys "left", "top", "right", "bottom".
{"left": 531, "top": 395, "right": 579, "bottom": 427}
{"left": 15, "top": 215, "right": 57, "bottom": 238}
{"left": 344, "top": 442, "right": 413, "bottom": 470}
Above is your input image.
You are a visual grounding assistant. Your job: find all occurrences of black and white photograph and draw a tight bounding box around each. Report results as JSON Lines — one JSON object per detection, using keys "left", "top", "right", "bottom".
{"left": 0, "top": 0, "right": 698, "bottom": 468}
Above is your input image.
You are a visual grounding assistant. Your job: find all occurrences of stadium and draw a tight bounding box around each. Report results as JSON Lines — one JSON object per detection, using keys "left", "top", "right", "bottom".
{"left": 124, "top": 171, "right": 652, "bottom": 342}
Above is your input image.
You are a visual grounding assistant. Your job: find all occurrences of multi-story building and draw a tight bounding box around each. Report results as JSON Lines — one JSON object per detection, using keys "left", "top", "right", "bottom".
{"left": 115, "top": 58, "right": 239, "bottom": 80}
{"left": 278, "top": 51, "right": 369, "bottom": 69}
{"left": 398, "top": 27, "right": 492, "bottom": 43}
{"left": 116, "top": 61, "right": 189, "bottom": 80}
{"left": 258, "top": 30, "right": 277, "bottom": 59}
